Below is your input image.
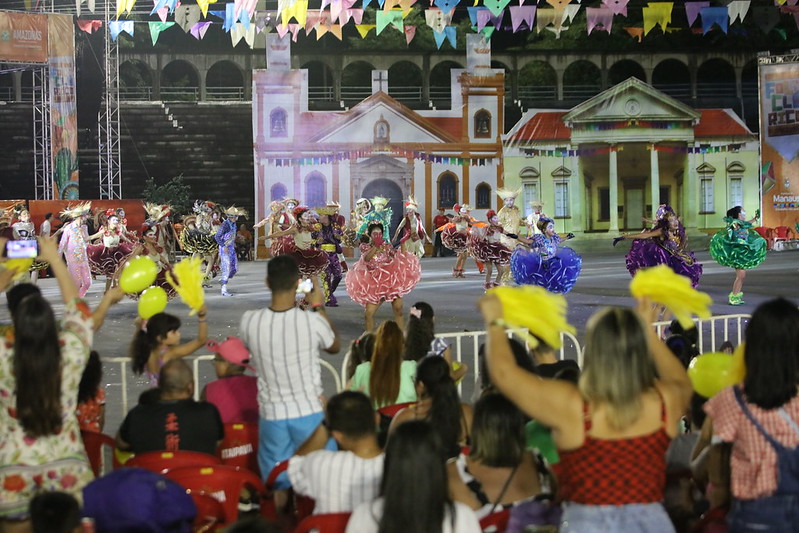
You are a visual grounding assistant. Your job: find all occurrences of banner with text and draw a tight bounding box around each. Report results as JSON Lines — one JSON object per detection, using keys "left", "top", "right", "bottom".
{"left": 0, "top": 11, "right": 48, "bottom": 63}
{"left": 759, "top": 56, "right": 799, "bottom": 228}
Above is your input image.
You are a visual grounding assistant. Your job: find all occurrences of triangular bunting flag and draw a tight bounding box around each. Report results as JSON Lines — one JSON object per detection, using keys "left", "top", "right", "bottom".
{"left": 601, "top": 0, "right": 628, "bottom": 16}
{"left": 375, "top": 9, "right": 403, "bottom": 33}
{"left": 77, "top": 19, "right": 103, "bottom": 33}
{"left": 433, "top": 0, "right": 459, "bottom": 15}
{"left": 281, "top": 0, "right": 309, "bottom": 26}
{"left": 727, "top": 0, "right": 749, "bottom": 23}
{"left": 425, "top": 8, "right": 452, "bottom": 32}
{"left": 197, "top": 0, "right": 217, "bottom": 17}
{"left": 109, "top": 20, "right": 134, "bottom": 40}
{"left": 190, "top": 21, "right": 213, "bottom": 39}
{"left": 684, "top": 1, "right": 708, "bottom": 26}
{"left": 148, "top": 21, "right": 175, "bottom": 45}
{"left": 700, "top": 6, "right": 727, "bottom": 34}
{"left": 586, "top": 6, "right": 612, "bottom": 34}
{"left": 175, "top": 5, "right": 202, "bottom": 32}
{"left": 433, "top": 25, "right": 456, "bottom": 48}
{"left": 483, "top": 0, "right": 511, "bottom": 17}
{"left": 480, "top": 25, "right": 495, "bottom": 38}
{"left": 404, "top": 24, "right": 416, "bottom": 43}
{"left": 116, "top": 0, "right": 136, "bottom": 17}
{"left": 509, "top": 5, "right": 535, "bottom": 31}
{"left": 562, "top": 3, "right": 580, "bottom": 23}
{"left": 355, "top": 23, "right": 376, "bottom": 36}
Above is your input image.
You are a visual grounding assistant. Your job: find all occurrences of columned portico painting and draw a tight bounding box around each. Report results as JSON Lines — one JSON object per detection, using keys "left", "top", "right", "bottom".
{"left": 504, "top": 77, "right": 759, "bottom": 237}
{"left": 252, "top": 34, "right": 504, "bottom": 256}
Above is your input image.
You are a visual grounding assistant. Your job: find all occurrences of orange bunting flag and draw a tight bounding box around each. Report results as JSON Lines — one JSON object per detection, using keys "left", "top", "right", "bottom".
{"left": 624, "top": 26, "right": 644, "bottom": 41}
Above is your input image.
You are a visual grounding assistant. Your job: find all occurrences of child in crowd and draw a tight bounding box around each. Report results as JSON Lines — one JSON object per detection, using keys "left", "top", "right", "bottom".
{"left": 76, "top": 351, "right": 105, "bottom": 433}
{"left": 128, "top": 307, "right": 208, "bottom": 387}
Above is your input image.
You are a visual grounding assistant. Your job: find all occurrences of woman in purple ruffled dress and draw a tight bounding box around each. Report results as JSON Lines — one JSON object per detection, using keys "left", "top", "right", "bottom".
{"left": 613, "top": 204, "right": 702, "bottom": 288}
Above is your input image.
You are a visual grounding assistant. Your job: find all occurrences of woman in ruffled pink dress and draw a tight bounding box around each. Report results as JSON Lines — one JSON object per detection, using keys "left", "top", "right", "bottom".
{"left": 87, "top": 209, "right": 135, "bottom": 292}
{"left": 346, "top": 222, "right": 421, "bottom": 332}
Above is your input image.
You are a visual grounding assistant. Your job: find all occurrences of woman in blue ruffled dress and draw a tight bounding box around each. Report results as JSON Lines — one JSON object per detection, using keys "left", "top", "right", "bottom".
{"left": 511, "top": 216, "right": 581, "bottom": 294}
{"left": 613, "top": 204, "right": 702, "bottom": 288}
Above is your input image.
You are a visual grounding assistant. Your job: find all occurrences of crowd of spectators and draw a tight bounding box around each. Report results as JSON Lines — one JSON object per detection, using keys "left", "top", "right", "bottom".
{"left": 2, "top": 241, "right": 799, "bottom": 533}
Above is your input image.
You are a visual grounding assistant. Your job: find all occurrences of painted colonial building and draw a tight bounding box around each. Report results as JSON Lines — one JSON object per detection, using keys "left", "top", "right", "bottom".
{"left": 252, "top": 35, "right": 504, "bottom": 255}
{"left": 503, "top": 77, "right": 759, "bottom": 239}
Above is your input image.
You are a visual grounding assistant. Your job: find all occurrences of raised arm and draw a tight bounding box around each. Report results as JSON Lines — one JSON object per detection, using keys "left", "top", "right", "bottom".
{"left": 92, "top": 286, "right": 125, "bottom": 332}
{"left": 308, "top": 275, "right": 341, "bottom": 354}
{"left": 478, "top": 293, "right": 582, "bottom": 437}
{"left": 267, "top": 224, "right": 298, "bottom": 240}
{"left": 163, "top": 305, "right": 209, "bottom": 360}
{"left": 37, "top": 235, "right": 79, "bottom": 303}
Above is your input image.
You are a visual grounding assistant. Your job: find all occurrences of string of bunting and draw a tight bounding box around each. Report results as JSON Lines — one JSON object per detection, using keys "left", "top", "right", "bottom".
{"left": 649, "top": 143, "right": 743, "bottom": 154}
{"left": 265, "top": 146, "right": 496, "bottom": 165}
{"left": 573, "top": 120, "right": 686, "bottom": 131}
{"left": 74, "top": 0, "right": 799, "bottom": 47}
{"left": 523, "top": 145, "right": 622, "bottom": 157}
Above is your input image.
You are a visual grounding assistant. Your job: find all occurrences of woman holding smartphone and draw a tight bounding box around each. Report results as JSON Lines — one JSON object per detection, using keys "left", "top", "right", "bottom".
{"left": 345, "top": 222, "right": 421, "bottom": 332}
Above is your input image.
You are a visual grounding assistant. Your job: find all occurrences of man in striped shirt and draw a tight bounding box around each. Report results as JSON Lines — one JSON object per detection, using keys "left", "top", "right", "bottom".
{"left": 288, "top": 391, "right": 384, "bottom": 514}
{"left": 239, "top": 255, "right": 341, "bottom": 503}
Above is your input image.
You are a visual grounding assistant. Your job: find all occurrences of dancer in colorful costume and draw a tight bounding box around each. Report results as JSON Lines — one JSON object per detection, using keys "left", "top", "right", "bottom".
{"left": 709, "top": 205, "right": 766, "bottom": 306}
{"left": 123, "top": 223, "right": 178, "bottom": 301}
{"left": 526, "top": 201, "right": 545, "bottom": 236}
{"left": 58, "top": 202, "right": 93, "bottom": 297}
{"left": 267, "top": 207, "right": 328, "bottom": 278}
{"left": 216, "top": 206, "right": 247, "bottom": 297}
{"left": 346, "top": 221, "right": 421, "bottom": 332}
{"left": 11, "top": 208, "right": 47, "bottom": 282}
{"left": 254, "top": 200, "right": 287, "bottom": 257}
{"left": 316, "top": 205, "right": 345, "bottom": 306}
{"left": 497, "top": 188, "right": 524, "bottom": 238}
{"left": 469, "top": 210, "right": 514, "bottom": 289}
{"left": 343, "top": 197, "right": 371, "bottom": 249}
{"left": 613, "top": 204, "right": 703, "bottom": 288}
{"left": 87, "top": 209, "right": 135, "bottom": 292}
{"left": 357, "top": 196, "right": 392, "bottom": 239}
{"left": 512, "top": 216, "right": 581, "bottom": 294}
{"left": 441, "top": 204, "right": 482, "bottom": 278}
{"left": 180, "top": 201, "right": 220, "bottom": 281}
{"left": 392, "top": 196, "right": 432, "bottom": 258}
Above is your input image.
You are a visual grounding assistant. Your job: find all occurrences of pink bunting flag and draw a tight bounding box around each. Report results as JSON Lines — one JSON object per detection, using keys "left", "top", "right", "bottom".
{"left": 341, "top": 8, "right": 364, "bottom": 23}
{"left": 509, "top": 5, "right": 535, "bottom": 31}
{"left": 586, "top": 6, "right": 612, "bottom": 33}
{"left": 601, "top": 0, "right": 628, "bottom": 16}
{"left": 190, "top": 21, "right": 212, "bottom": 39}
{"left": 289, "top": 23, "right": 302, "bottom": 41}
{"left": 685, "top": 1, "right": 708, "bottom": 26}
{"left": 404, "top": 24, "right": 416, "bottom": 43}
{"left": 276, "top": 23, "right": 290, "bottom": 36}
{"left": 77, "top": 19, "right": 103, "bottom": 33}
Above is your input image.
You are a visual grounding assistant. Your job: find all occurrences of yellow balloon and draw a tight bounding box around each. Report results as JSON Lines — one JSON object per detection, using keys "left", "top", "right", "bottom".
{"left": 119, "top": 256, "right": 158, "bottom": 294}
{"left": 729, "top": 342, "right": 746, "bottom": 384}
{"left": 3, "top": 258, "right": 33, "bottom": 279}
{"left": 688, "top": 352, "right": 737, "bottom": 398}
{"left": 138, "top": 286, "right": 168, "bottom": 319}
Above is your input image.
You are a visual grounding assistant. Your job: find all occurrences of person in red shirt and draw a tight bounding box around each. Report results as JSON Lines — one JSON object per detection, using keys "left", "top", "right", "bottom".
{"left": 202, "top": 337, "right": 258, "bottom": 424}
{"left": 432, "top": 208, "right": 449, "bottom": 257}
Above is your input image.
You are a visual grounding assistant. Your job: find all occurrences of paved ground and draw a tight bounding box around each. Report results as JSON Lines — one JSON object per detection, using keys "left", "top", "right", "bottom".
{"left": 7, "top": 246, "right": 797, "bottom": 436}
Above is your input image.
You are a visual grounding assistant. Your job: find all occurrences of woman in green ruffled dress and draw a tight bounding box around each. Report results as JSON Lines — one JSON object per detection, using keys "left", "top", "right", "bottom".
{"left": 709, "top": 206, "right": 767, "bottom": 306}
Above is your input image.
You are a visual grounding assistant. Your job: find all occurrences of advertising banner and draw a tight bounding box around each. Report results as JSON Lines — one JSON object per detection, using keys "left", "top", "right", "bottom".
{"left": 0, "top": 11, "right": 48, "bottom": 63}
{"left": 48, "top": 14, "right": 79, "bottom": 199}
{"left": 759, "top": 56, "right": 799, "bottom": 229}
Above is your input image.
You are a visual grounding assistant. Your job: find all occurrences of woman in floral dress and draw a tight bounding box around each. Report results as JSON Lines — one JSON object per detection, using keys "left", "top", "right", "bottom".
{"left": 0, "top": 235, "right": 94, "bottom": 527}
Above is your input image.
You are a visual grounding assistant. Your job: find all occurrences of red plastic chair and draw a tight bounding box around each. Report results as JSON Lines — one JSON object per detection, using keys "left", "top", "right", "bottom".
{"left": 124, "top": 450, "right": 222, "bottom": 474}
{"left": 164, "top": 465, "right": 265, "bottom": 528}
{"left": 190, "top": 491, "right": 227, "bottom": 531}
{"left": 80, "top": 430, "right": 120, "bottom": 477}
{"left": 293, "top": 512, "right": 351, "bottom": 533}
{"left": 479, "top": 508, "right": 511, "bottom": 533}
{"left": 263, "top": 460, "right": 316, "bottom": 523}
{"left": 377, "top": 401, "right": 416, "bottom": 419}
{"left": 218, "top": 422, "right": 260, "bottom": 475}
{"left": 753, "top": 226, "right": 773, "bottom": 249}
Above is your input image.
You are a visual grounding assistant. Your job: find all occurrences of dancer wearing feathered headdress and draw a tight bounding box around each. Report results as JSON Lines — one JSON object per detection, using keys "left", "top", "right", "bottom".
{"left": 356, "top": 196, "right": 392, "bottom": 239}
{"left": 512, "top": 216, "right": 582, "bottom": 294}
{"left": 87, "top": 208, "right": 136, "bottom": 293}
{"left": 58, "top": 202, "right": 93, "bottom": 297}
{"left": 267, "top": 206, "right": 328, "bottom": 278}
{"left": 254, "top": 200, "right": 288, "bottom": 257}
{"left": 316, "top": 204, "right": 345, "bottom": 306}
{"left": 708, "top": 205, "right": 766, "bottom": 306}
{"left": 144, "top": 203, "right": 177, "bottom": 262}
{"left": 122, "top": 222, "right": 178, "bottom": 302}
{"left": 216, "top": 206, "right": 248, "bottom": 297}
{"left": 392, "top": 196, "right": 432, "bottom": 258}
{"left": 468, "top": 210, "right": 514, "bottom": 289}
{"left": 497, "top": 187, "right": 524, "bottom": 238}
{"left": 345, "top": 220, "right": 421, "bottom": 332}
{"left": 613, "top": 204, "right": 702, "bottom": 288}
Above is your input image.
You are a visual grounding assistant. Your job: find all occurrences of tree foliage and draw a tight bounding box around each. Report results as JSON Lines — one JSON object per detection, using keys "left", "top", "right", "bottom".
{"left": 142, "top": 175, "right": 191, "bottom": 217}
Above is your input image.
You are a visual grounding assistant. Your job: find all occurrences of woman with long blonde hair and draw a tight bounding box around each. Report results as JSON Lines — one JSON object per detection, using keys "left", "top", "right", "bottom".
{"left": 479, "top": 296, "right": 692, "bottom": 532}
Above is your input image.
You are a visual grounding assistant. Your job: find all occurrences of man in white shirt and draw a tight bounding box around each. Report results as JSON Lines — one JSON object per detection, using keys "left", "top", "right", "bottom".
{"left": 40, "top": 213, "right": 52, "bottom": 237}
{"left": 288, "top": 391, "right": 383, "bottom": 515}
{"left": 239, "top": 255, "right": 340, "bottom": 496}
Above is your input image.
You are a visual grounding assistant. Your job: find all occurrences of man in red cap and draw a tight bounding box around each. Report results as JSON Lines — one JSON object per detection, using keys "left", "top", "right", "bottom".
{"left": 201, "top": 337, "right": 258, "bottom": 424}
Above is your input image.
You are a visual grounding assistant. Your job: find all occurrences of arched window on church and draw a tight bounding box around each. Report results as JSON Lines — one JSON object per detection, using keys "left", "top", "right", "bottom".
{"left": 305, "top": 172, "right": 326, "bottom": 208}
{"left": 270, "top": 108, "right": 288, "bottom": 137}
{"left": 474, "top": 109, "right": 491, "bottom": 138}
{"left": 475, "top": 183, "right": 491, "bottom": 209}
{"left": 438, "top": 173, "right": 458, "bottom": 209}
{"left": 270, "top": 183, "right": 287, "bottom": 202}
